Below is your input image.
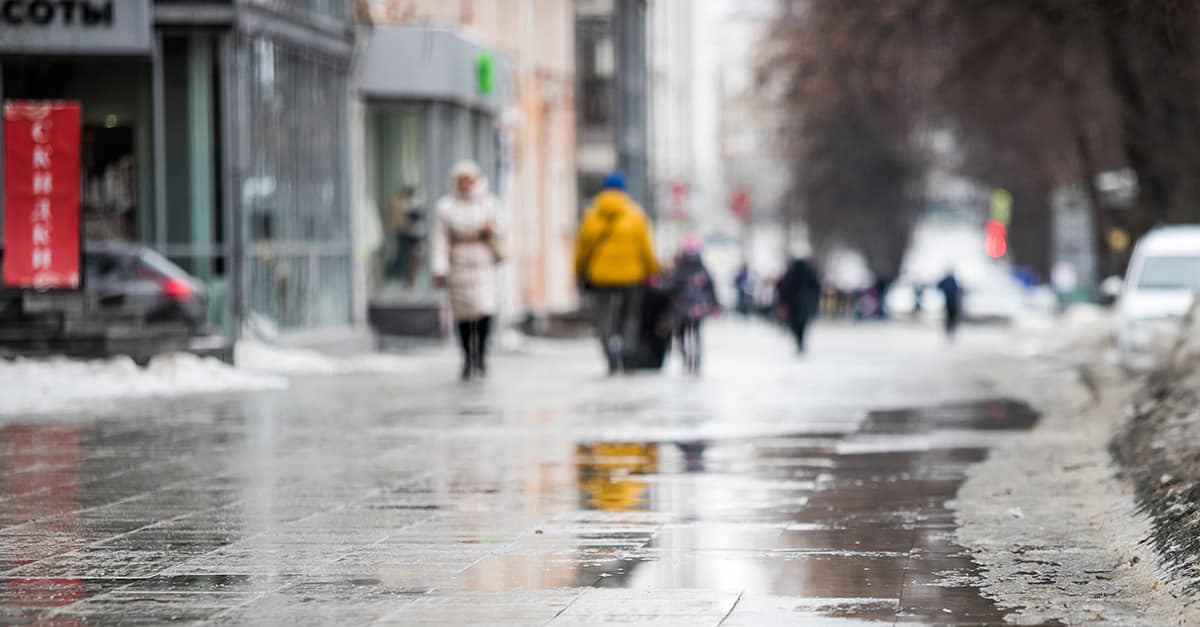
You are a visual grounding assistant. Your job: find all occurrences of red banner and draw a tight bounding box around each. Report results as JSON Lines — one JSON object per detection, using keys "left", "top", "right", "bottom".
{"left": 3, "top": 101, "right": 82, "bottom": 289}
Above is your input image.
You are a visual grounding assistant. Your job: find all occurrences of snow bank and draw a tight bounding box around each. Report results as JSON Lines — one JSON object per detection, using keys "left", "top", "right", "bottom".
{"left": 1166, "top": 296, "right": 1200, "bottom": 369}
{"left": 955, "top": 306, "right": 1200, "bottom": 623}
{"left": 1059, "top": 303, "right": 1116, "bottom": 350}
{"left": 1112, "top": 300, "right": 1200, "bottom": 602}
{"left": 1011, "top": 303, "right": 1116, "bottom": 359}
{"left": 234, "top": 341, "right": 426, "bottom": 375}
{"left": 0, "top": 340, "right": 432, "bottom": 417}
{"left": 0, "top": 353, "right": 287, "bottom": 417}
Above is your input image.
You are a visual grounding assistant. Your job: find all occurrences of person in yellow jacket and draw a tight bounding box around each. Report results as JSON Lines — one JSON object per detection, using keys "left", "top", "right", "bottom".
{"left": 575, "top": 172, "right": 660, "bottom": 374}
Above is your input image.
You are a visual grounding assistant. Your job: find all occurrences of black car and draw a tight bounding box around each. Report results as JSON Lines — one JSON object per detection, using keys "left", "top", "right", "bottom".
{"left": 82, "top": 241, "right": 209, "bottom": 333}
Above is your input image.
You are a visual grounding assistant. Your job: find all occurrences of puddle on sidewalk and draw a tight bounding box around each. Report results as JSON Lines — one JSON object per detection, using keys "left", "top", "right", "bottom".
{"left": 0, "top": 394, "right": 1059, "bottom": 625}
{"left": 460, "top": 398, "right": 1057, "bottom": 625}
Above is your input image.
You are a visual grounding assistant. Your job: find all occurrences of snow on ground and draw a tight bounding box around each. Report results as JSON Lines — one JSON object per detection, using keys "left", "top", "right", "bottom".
{"left": 0, "top": 353, "right": 287, "bottom": 417}
{"left": 234, "top": 341, "right": 428, "bottom": 375}
{"left": 0, "top": 339, "right": 434, "bottom": 418}
{"left": 1111, "top": 297, "right": 1200, "bottom": 598}
{"left": 1012, "top": 302, "right": 1117, "bottom": 360}
{"left": 955, "top": 304, "right": 1200, "bottom": 624}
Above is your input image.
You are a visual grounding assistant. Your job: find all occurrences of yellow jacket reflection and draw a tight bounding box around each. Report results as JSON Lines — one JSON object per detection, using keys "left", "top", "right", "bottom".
{"left": 577, "top": 442, "right": 659, "bottom": 512}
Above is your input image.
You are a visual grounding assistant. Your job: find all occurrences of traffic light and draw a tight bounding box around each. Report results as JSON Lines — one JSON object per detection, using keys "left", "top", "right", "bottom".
{"left": 984, "top": 219, "right": 1007, "bottom": 258}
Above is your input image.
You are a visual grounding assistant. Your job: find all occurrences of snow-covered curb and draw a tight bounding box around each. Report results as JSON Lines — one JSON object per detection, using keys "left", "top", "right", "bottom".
{"left": 1112, "top": 297, "right": 1200, "bottom": 599}
{"left": 0, "top": 339, "right": 439, "bottom": 418}
{"left": 0, "top": 353, "right": 287, "bottom": 417}
{"left": 951, "top": 310, "right": 1200, "bottom": 624}
{"left": 234, "top": 341, "right": 430, "bottom": 375}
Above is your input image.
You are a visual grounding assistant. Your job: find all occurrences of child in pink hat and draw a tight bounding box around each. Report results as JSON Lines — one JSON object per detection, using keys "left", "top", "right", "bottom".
{"left": 667, "top": 234, "right": 720, "bottom": 374}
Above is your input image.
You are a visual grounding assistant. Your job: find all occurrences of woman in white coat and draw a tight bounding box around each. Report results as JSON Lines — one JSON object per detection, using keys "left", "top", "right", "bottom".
{"left": 431, "top": 160, "right": 506, "bottom": 380}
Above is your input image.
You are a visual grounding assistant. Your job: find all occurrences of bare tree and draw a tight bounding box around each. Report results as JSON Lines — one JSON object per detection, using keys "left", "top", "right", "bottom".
{"left": 762, "top": 0, "right": 1200, "bottom": 280}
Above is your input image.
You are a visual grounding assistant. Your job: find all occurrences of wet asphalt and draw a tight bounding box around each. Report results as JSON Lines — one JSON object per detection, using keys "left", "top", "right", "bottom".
{"left": 1, "top": 321, "right": 1050, "bottom": 625}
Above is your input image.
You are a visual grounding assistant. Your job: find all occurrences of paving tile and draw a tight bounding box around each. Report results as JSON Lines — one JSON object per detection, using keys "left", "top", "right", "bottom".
{"left": 0, "top": 327, "right": 1040, "bottom": 624}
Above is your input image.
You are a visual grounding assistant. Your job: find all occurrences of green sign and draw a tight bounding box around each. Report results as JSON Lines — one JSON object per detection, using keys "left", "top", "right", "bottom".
{"left": 476, "top": 53, "right": 493, "bottom": 96}
{"left": 990, "top": 188, "right": 1013, "bottom": 225}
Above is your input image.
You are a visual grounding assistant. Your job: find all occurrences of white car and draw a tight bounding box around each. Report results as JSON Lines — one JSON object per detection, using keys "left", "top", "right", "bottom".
{"left": 962, "top": 272, "right": 1028, "bottom": 322}
{"left": 1116, "top": 225, "right": 1200, "bottom": 351}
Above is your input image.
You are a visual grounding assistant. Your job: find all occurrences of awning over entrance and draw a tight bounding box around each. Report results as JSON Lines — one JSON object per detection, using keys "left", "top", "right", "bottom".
{"left": 358, "top": 26, "right": 507, "bottom": 113}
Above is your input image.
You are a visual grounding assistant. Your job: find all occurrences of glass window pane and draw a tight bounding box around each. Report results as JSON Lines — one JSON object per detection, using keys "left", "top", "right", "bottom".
{"left": 243, "top": 34, "right": 352, "bottom": 329}
{"left": 163, "top": 33, "right": 221, "bottom": 281}
{"left": 370, "top": 103, "right": 430, "bottom": 299}
{"left": 1137, "top": 256, "right": 1200, "bottom": 290}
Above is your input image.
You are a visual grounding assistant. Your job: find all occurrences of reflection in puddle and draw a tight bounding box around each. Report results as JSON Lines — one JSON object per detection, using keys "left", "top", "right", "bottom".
{"left": 575, "top": 442, "right": 659, "bottom": 512}
{"left": 2, "top": 424, "right": 90, "bottom": 620}
{"left": 0, "top": 384, "right": 1045, "bottom": 624}
{"left": 462, "top": 399, "right": 1042, "bottom": 624}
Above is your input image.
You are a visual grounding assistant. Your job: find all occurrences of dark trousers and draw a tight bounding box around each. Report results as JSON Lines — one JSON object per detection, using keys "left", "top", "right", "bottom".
{"left": 944, "top": 306, "right": 961, "bottom": 339}
{"left": 456, "top": 316, "right": 492, "bottom": 372}
{"left": 591, "top": 286, "right": 643, "bottom": 372}
{"left": 789, "top": 313, "right": 811, "bottom": 352}
{"left": 676, "top": 318, "right": 703, "bottom": 372}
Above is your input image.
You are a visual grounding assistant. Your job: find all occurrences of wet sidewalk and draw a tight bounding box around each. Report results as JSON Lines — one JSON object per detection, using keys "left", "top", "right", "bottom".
{"left": 1, "top": 322, "right": 1048, "bottom": 625}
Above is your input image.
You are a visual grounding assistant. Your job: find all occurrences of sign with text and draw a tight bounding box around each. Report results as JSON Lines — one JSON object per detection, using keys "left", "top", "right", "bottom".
{"left": 0, "top": 1, "right": 151, "bottom": 54}
{"left": 3, "top": 101, "right": 82, "bottom": 290}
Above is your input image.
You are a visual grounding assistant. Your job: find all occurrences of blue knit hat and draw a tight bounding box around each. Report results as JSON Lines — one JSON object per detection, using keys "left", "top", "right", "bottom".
{"left": 601, "top": 172, "right": 627, "bottom": 191}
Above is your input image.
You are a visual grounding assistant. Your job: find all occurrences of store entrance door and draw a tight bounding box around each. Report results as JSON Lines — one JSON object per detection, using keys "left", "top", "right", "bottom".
{"left": 2, "top": 56, "right": 154, "bottom": 244}
{"left": 82, "top": 124, "right": 137, "bottom": 240}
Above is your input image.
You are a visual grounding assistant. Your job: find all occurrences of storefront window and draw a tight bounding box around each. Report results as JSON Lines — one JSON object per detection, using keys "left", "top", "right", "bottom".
{"left": 162, "top": 31, "right": 225, "bottom": 331}
{"left": 2, "top": 57, "right": 154, "bottom": 244}
{"left": 366, "top": 101, "right": 497, "bottom": 303}
{"left": 472, "top": 111, "right": 497, "bottom": 184}
{"left": 368, "top": 103, "right": 429, "bottom": 299}
{"left": 243, "top": 35, "right": 352, "bottom": 329}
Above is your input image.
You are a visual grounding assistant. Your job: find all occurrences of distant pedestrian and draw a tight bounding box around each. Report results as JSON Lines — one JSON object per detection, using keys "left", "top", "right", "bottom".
{"left": 873, "top": 276, "right": 894, "bottom": 319}
{"left": 431, "top": 160, "right": 506, "bottom": 380}
{"left": 936, "top": 269, "right": 964, "bottom": 341}
{"left": 734, "top": 264, "right": 753, "bottom": 316}
{"left": 667, "top": 235, "right": 719, "bottom": 374}
{"left": 575, "top": 172, "right": 660, "bottom": 374}
{"left": 776, "top": 256, "right": 822, "bottom": 353}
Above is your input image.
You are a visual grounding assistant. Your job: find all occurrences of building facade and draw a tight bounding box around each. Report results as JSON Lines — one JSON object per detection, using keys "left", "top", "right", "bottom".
{"left": 646, "top": 0, "right": 727, "bottom": 258}
{"left": 1, "top": 0, "right": 586, "bottom": 341}
{"left": 716, "top": 0, "right": 792, "bottom": 276}
{"left": 0, "top": 0, "right": 357, "bottom": 335}
{"left": 574, "top": 0, "right": 649, "bottom": 220}
{"left": 355, "top": 0, "right": 578, "bottom": 335}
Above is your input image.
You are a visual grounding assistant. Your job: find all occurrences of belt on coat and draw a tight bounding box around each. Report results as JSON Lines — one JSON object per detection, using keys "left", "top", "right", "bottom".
{"left": 450, "top": 231, "right": 488, "bottom": 245}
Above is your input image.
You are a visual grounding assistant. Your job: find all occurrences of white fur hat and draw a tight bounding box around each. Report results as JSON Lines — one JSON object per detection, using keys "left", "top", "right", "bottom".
{"left": 787, "top": 238, "right": 813, "bottom": 258}
{"left": 451, "top": 159, "right": 481, "bottom": 181}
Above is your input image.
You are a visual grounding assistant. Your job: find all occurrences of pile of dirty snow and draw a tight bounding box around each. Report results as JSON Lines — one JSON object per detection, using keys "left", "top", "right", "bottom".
{"left": 1113, "top": 298, "right": 1200, "bottom": 598}
{"left": 1012, "top": 303, "right": 1116, "bottom": 360}
{"left": 0, "top": 353, "right": 286, "bottom": 417}
{"left": 954, "top": 304, "right": 1200, "bottom": 624}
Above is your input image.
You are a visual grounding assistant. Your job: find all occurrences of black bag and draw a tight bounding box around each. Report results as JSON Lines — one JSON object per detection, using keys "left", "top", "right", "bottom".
{"left": 628, "top": 281, "right": 672, "bottom": 370}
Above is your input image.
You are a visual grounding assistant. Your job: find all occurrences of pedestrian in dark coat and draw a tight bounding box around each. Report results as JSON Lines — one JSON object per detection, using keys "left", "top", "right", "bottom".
{"left": 776, "top": 257, "right": 822, "bottom": 353}
{"left": 734, "top": 264, "right": 753, "bottom": 316}
{"left": 936, "top": 269, "right": 964, "bottom": 341}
